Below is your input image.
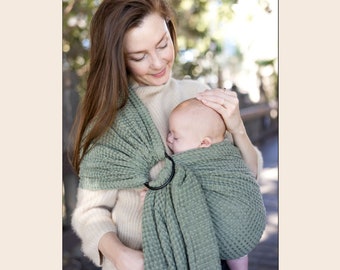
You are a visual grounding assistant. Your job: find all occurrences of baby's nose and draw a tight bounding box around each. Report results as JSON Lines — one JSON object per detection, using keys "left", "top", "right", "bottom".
{"left": 167, "top": 132, "right": 173, "bottom": 143}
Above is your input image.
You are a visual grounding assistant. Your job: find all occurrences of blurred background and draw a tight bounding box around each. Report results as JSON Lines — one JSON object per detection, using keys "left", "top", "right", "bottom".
{"left": 63, "top": 0, "right": 278, "bottom": 269}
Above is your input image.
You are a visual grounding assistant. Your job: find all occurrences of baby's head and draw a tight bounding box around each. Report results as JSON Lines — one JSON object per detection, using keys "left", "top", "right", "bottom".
{"left": 167, "top": 98, "right": 226, "bottom": 154}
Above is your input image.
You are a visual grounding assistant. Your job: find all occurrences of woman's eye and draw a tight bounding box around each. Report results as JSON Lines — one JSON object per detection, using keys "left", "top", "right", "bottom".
{"left": 131, "top": 55, "right": 146, "bottom": 62}
{"left": 158, "top": 42, "right": 168, "bottom": 49}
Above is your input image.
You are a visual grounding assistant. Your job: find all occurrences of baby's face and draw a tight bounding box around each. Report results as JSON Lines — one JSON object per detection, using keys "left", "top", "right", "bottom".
{"left": 167, "top": 112, "right": 202, "bottom": 154}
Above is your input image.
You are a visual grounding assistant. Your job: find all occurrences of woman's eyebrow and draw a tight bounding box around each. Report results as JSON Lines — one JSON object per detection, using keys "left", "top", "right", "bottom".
{"left": 126, "top": 32, "right": 167, "bottom": 55}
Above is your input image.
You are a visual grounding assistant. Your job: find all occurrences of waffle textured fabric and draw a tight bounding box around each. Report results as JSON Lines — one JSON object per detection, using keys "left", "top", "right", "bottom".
{"left": 79, "top": 89, "right": 266, "bottom": 269}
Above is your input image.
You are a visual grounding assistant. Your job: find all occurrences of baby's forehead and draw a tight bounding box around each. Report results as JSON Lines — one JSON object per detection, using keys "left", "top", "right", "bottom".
{"left": 175, "top": 99, "right": 205, "bottom": 113}
{"left": 177, "top": 100, "right": 214, "bottom": 116}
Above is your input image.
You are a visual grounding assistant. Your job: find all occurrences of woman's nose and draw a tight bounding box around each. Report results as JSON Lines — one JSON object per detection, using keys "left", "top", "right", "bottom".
{"left": 149, "top": 52, "right": 163, "bottom": 69}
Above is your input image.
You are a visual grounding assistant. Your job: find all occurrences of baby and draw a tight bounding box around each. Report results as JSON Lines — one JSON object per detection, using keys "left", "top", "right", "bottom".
{"left": 167, "top": 98, "right": 250, "bottom": 270}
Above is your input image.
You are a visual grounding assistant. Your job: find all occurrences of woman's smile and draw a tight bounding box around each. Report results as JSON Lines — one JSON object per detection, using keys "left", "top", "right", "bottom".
{"left": 152, "top": 68, "right": 167, "bottom": 78}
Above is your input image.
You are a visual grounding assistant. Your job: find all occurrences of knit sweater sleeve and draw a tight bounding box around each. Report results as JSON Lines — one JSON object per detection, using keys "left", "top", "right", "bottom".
{"left": 71, "top": 188, "right": 118, "bottom": 266}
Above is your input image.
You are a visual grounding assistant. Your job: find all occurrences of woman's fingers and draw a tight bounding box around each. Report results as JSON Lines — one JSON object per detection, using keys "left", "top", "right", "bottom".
{"left": 196, "top": 89, "right": 238, "bottom": 114}
{"left": 196, "top": 88, "right": 243, "bottom": 134}
{"left": 197, "top": 89, "right": 238, "bottom": 106}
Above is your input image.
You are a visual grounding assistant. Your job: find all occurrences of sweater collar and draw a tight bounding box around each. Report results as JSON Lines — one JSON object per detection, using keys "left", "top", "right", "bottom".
{"left": 128, "top": 74, "right": 173, "bottom": 98}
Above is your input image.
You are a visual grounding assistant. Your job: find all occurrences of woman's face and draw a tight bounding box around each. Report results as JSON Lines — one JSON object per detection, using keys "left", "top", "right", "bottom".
{"left": 124, "top": 13, "right": 175, "bottom": 86}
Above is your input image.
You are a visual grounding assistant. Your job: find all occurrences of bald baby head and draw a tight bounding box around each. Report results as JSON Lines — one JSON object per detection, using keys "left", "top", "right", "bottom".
{"left": 167, "top": 98, "right": 226, "bottom": 153}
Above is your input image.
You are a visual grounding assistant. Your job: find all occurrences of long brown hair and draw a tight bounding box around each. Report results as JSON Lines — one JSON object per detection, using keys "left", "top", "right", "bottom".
{"left": 70, "top": 0, "right": 178, "bottom": 174}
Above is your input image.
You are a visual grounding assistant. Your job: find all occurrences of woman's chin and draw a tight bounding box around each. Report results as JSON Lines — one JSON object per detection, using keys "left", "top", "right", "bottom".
{"left": 135, "top": 69, "right": 172, "bottom": 86}
{"left": 149, "top": 74, "right": 170, "bottom": 86}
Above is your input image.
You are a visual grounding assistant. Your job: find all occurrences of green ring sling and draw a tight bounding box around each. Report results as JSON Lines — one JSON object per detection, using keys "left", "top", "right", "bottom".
{"left": 79, "top": 88, "right": 266, "bottom": 270}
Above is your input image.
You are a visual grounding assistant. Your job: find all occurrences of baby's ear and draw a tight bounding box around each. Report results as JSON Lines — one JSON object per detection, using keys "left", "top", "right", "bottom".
{"left": 200, "top": 137, "right": 212, "bottom": 148}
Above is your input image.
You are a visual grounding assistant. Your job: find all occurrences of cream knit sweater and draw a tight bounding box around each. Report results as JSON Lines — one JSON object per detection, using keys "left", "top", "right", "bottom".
{"left": 71, "top": 78, "right": 263, "bottom": 270}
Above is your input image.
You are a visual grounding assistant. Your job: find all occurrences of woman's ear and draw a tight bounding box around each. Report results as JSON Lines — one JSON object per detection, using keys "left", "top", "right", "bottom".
{"left": 200, "top": 137, "right": 212, "bottom": 148}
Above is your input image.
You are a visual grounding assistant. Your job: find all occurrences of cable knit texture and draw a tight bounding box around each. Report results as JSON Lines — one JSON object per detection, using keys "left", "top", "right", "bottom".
{"left": 71, "top": 78, "right": 264, "bottom": 269}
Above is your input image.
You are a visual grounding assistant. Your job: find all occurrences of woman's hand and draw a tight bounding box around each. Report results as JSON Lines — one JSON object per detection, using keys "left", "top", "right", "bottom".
{"left": 99, "top": 232, "right": 144, "bottom": 270}
{"left": 114, "top": 246, "right": 144, "bottom": 270}
{"left": 196, "top": 88, "right": 245, "bottom": 135}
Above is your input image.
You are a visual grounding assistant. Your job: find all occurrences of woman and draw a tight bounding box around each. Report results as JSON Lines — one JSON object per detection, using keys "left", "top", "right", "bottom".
{"left": 71, "top": 1, "right": 262, "bottom": 269}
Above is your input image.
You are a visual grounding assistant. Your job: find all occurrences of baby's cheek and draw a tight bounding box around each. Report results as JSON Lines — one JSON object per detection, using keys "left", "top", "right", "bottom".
{"left": 171, "top": 143, "right": 180, "bottom": 154}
